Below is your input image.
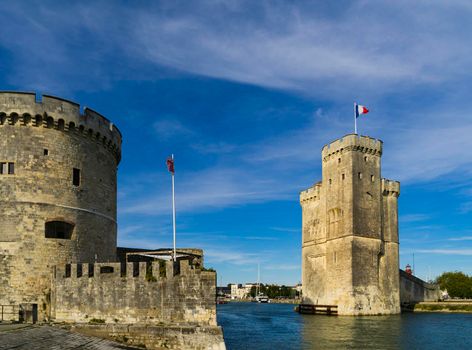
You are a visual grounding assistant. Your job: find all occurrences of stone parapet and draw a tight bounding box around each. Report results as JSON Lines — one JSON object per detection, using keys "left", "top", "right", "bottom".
{"left": 0, "top": 92, "right": 121, "bottom": 162}
{"left": 322, "top": 134, "right": 382, "bottom": 161}
{"left": 382, "top": 178, "right": 400, "bottom": 197}
{"left": 300, "top": 182, "right": 322, "bottom": 203}
{"left": 70, "top": 323, "right": 226, "bottom": 350}
{"left": 51, "top": 259, "right": 217, "bottom": 326}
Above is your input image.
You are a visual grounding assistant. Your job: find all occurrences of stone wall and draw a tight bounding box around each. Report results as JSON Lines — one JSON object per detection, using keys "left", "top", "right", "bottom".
{"left": 400, "top": 269, "right": 440, "bottom": 304}
{"left": 70, "top": 324, "right": 226, "bottom": 350}
{"left": 0, "top": 92, "right": 121, "bottom": 321}
{"left": 51, "top": 259, "right": 217, "bottom": 326}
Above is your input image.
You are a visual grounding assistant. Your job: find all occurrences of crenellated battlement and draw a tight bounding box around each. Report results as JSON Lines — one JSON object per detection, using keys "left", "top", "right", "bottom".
{"left": 382, "top": 178, "right": 400, "bottom": 197}
{"left": 322, "top": 134, "right": 382, "bottom": 162}
{"left": 0, "top": 91, "right": 121, "bottom": 162}
{"left": 51, "top": 259, "right": 217, "bottom": 327}
{"left": 300, "top": 182, "right": 322, "bottom": 203}
{"left": 53, "top": 259, "right": 207, "bottom": 282}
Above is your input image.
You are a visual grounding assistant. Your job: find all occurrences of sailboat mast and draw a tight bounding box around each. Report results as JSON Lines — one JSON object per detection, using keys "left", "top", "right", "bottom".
{"left": 257, "top": 263, "right": 260, "bottom": 296}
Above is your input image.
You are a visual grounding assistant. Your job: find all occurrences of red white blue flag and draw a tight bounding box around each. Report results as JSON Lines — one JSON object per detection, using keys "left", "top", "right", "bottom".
{"left": 355, "top": 103, "right": 369, "bottom": 118}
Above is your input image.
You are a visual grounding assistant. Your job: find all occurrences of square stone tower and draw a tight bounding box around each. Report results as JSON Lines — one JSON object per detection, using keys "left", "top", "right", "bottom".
{"left": 300, "top": 134, "right": 400, "bottom": 315}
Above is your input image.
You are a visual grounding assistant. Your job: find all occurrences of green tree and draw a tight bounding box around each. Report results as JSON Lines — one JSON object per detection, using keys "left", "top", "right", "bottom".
{"left": 436, "top": 271, "right": 472, "bottom": 299}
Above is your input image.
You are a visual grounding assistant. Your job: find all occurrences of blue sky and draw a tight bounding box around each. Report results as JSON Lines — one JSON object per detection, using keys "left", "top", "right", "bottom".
{"left": 1, "top": 0, "right": 471, "bottom": 285}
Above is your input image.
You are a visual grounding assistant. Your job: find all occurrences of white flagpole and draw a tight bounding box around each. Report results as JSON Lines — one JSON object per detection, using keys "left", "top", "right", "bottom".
{"left": 171, "top": 154, "right": 176, "bottom": 262}
{"left": 354, "top": 102, "right": 357, "bottom": 134}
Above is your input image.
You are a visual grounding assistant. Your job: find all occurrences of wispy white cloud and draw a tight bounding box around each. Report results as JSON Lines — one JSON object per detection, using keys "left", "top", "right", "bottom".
{"left": 2, "top": 1, "right": 472, "bottom": 193}
{"left": 270, "top": 227, "right": 300, "bottom": 234}
{"left": 120, "top": 166, "right": 299, "bottom": 216}
{"left": 153, "top": 119, "right": 194, "bottom": 141}
{"left": 205, "top": 248, "right": 261, "bottom": 266}
{"left": 2, "top": 1, "right": 472, "bottom": 98}
{"left": 417, "top": 249, "right": 472, "bottom": 256}
{"left": 130, "top": 1, "right": 472, "bottom": 98}
{"left": 382, "top": 120, "right": 472, "bottom": 182}
{"left": 448, "top": 236, "right": 472, "bottom": 242}
{"left": 120, "top": 104, "right": 472, "bottom": 216}
{"left": 399, "top": 214, "right": 430, "bottom": 224}
{"left": 118, "top": 225, "right": 145, "bottom": 236}
{"left": 245, "top": 236, "right": 278, "bottom": 241}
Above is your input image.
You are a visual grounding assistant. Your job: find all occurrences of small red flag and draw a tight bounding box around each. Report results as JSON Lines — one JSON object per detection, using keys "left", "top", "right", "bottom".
{"left": 166, "top": 156, "right": 175, "bottom": 174}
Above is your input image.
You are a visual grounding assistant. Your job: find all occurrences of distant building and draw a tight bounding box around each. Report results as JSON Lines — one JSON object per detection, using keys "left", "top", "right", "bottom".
{"left": 293, "top": 283, "right": 302, "bottom": 294}
{"left": 229, "top": 283, "right": 248, "bottom": 299}
{"left": 244, "top": 283, "right": 257, "bottom": 297}
{"left": 217, "top": 285, "right": 231, "bottom": 297}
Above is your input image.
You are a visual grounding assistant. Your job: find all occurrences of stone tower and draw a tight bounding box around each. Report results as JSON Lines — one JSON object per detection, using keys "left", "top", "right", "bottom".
{"left": 0, "top": 92, "right": 121, "bottom": 320}
{"left": 300, "top": 134, "right": 400, "bottom": 315}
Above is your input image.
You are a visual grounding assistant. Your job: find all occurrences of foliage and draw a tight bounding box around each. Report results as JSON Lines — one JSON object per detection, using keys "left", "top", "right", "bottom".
{"left": 249, "top": 284, "right": 300, "bottom": 299}
{"left": 414, "top": 303, "right": 472, "bottom": 312}
{"left": 89, "top": 318, "right": 105, "bottom": 324}
{"left": 201, "top": 266, "right": 216, "bottom": 272}
{"left": 159, "top": 260, "right": 166, "bottom": 278}
{"left": 146, "top": 265, "right": 157, "bottom": 282}
{"left": 435, "top": 271, "right": 472, "bottom": 299}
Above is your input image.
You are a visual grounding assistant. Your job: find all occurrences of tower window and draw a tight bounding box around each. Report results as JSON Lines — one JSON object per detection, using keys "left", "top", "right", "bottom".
{"left": 342, "top": 174, "right": 345, "bottom": 180}
{"left": 73, "top": 168, "right": 81, "bottom": 186}
{"left": 358, "top": 172, "right": 362, "bottom": 179}
{"left": 65, "top": 264, "right": 71, "bottom": 277}
{"left": 100, "top": 266, "right": 115, "bottom": 274}
{"left": 0, "top": 162, "right": 14, "bottom": 175}
{"left": 44, "top": 149, "right": 49, "bottom": 156}
{"left": 364, "top": 156, "right": 368, "bottom": 162}
{"left": 371, "top": 175, "right": 375, "bottom": 182}
{"left": 338, "top": 158, "right": 341, "bottom": 163}
{"left": 45, "top": 221, "right": 74, "bottom": 239}
{"left": 329, "top": 178, "right": 332, "bottom": 185}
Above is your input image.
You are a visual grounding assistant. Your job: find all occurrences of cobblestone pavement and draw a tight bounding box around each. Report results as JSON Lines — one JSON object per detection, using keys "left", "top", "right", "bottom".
{"left": 0, "top": 325, "right": 139, "bottom": 349}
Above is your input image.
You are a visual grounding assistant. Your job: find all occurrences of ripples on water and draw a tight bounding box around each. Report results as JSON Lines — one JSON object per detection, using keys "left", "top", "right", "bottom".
{"left": 217, "top": 303, "right": 472, "bottom": 350}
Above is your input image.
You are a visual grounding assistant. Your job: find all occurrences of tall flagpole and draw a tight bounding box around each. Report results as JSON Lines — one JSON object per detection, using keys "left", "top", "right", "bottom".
{"left": 354, "top": 102, "right": 357, "bottom": 134}
{"left": 171, "top": 154, "right": 176, "bottom": 262}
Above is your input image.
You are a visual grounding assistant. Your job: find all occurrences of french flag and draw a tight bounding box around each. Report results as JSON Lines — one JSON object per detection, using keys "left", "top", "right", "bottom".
{"left": 355, "top": 103, "right": 369, "bottom": 118}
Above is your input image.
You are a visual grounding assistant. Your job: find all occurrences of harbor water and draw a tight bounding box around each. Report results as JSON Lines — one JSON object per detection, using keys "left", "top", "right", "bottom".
{"left": 217, "top": 302, "right": 472, "bottom": 349}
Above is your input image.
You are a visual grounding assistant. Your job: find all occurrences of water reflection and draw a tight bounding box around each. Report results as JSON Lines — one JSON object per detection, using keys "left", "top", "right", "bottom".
{"left": 218, "top": 303, "right": 472, "bottom": 350}
{"left": 301, "top": 314, "right": 402, "bottom": 349}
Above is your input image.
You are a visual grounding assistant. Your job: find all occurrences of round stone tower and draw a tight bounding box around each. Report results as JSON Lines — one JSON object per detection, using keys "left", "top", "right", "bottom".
{"left": 0, "top": 92, "right": 121, "bottom": 321}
